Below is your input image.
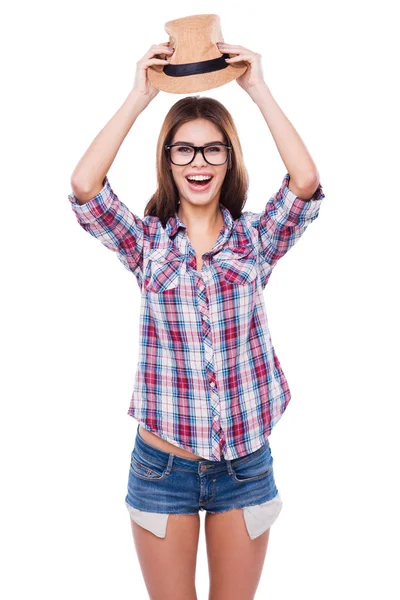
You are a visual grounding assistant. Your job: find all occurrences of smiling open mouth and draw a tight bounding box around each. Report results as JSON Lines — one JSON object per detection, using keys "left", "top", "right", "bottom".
{"left": 185, "top": 176, "right": 214, "bottom": 190}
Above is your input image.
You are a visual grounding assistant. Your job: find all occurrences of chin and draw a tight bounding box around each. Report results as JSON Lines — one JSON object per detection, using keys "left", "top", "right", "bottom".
{"left": 184, "top": 194, "right": 220, "bottom": 207}
{"left": 180, "top": 183, "right": 223, "bottom": 205}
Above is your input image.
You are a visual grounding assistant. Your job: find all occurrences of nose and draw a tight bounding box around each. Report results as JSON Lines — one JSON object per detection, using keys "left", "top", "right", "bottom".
{"left": 191, "top": 148, "right": 207, "bottom": 165}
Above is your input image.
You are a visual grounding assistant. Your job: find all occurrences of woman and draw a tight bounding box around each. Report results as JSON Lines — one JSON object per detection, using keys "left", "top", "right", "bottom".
{"left": 68, "top": 41, "right": 324, "bottom": 600}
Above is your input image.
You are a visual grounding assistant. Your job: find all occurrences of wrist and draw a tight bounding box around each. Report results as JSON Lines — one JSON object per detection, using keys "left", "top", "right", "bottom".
{"left": 129, "top": 88, "right": 153, "bottom": 111}
{"left": 248, "top": 82, "right": 271, "bottom": 103}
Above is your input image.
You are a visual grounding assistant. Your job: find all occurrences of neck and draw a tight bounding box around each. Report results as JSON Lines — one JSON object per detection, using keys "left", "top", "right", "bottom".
{"left": 177, "top": 201, "right": 224, "bottom": 234}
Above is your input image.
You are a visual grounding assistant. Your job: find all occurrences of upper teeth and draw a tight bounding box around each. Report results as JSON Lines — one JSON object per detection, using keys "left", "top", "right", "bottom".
{"left": 187, "top": 175, "right": 212, "bottom": 181}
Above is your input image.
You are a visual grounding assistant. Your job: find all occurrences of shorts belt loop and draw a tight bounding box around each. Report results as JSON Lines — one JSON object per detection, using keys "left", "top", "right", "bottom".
{"left": 166, "top": 453, "right": 175, "bottom": 474}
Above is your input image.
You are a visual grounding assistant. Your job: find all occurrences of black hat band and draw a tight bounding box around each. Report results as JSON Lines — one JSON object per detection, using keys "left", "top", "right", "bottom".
{"left": 163, "top": 54, "right": 230, "bottom": 77}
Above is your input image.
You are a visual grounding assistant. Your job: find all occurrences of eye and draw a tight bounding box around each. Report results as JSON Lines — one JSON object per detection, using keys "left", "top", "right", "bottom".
{"left": 206, "top": 146, "right": 222, "bottom": 153}
{"left": 176, "top": 146, "right": 192, "bottom": 153}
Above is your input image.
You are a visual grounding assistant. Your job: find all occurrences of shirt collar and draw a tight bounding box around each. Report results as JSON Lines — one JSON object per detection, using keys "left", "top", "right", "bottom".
{"left": 165, "top": 203, "right": 234, "bottom": 239}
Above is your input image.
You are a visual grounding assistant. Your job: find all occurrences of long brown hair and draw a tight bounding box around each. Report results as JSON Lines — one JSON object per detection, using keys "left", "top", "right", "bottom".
{"left": 144, "top": 96, "right": 249, "bottom": 227}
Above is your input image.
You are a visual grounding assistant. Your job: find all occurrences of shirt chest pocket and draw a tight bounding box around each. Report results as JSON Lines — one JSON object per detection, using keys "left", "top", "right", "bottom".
{"left": 144, "top": 246, "right": 187, "bottom": 293}
{"left": 213, "top": 244, "right": 258, "bottom": 285}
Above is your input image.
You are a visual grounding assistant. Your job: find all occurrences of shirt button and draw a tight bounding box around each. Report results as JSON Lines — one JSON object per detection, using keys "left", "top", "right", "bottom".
{"left": 213, "top": 415, "right": 218, "bottom": 421}
{"left": 210, "top": 381, "right": 215, "bottom": 388}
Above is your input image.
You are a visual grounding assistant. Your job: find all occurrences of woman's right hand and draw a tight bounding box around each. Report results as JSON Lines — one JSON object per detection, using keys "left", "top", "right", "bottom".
{"left": 133, "top": 42, "right": 174, "bottom": 103}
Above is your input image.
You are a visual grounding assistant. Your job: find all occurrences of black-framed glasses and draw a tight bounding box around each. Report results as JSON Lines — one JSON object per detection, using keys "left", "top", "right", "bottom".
{"left": 165, "top": 143, "right": 232, "bottom": 166}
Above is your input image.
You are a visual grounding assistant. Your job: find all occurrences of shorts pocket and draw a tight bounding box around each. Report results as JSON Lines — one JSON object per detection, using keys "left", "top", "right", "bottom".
{"left": 145, "top": 246, "right": 186, "bottom": 293}
{"left": 230, "top": 444, "right": 273, "bottom": 483}
{"left": 130, "top": 447, "right": 168, "bottom": 481}
{"left": 213, "top": 243, "right": 258, "bottom": 285}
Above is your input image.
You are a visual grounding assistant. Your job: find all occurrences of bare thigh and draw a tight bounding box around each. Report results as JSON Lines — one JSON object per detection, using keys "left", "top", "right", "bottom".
{"left": 130, "top": 513, "right": 201, "bottom": 600}
{"left": 205, "top": 508, "right": 270, "bottom": 600}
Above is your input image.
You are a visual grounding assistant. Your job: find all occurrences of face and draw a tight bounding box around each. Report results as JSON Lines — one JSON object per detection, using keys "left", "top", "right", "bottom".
{"left": 169, "top": 119, "right": 229, "bottom": 209}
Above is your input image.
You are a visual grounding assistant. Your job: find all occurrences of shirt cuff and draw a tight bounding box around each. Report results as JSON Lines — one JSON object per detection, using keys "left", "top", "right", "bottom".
{"left": 68, "top": 176, "right": 114, "bottom": 224}
{"left": 279, "top": 173, "right": 325, "bottom": 220}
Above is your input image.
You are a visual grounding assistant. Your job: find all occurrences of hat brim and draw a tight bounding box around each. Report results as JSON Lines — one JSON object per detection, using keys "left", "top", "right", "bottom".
{"left": 148, "top": 62, "right": 248, "bottom": 94}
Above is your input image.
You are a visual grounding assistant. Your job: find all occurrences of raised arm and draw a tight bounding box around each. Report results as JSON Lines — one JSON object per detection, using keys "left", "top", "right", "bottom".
{"left": 70, "top": 86, "right": 149, "bottom": 198}
{"left": 67, "top": 43, "right": 174, "bottom": 286}
{"left": 68, "top": 88, "right": 151, "bottom": 286}
{"left": 255, "top": 172, "right": 324, "bottom": 268}
{"left": 248, "top": 83, "right": 325, "bottom": 267}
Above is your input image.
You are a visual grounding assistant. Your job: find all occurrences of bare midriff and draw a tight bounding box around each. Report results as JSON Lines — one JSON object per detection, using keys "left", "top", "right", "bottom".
{"left": 139, "top": 425, "right": 206, "bottom": 460}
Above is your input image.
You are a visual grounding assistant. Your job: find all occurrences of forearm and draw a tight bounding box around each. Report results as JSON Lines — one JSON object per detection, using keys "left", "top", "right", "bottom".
{"left": 71, "top": 89, "right": 149, "bottom": 193}
{"left": 250, "top": 84, "right": 319, "bottom": 187}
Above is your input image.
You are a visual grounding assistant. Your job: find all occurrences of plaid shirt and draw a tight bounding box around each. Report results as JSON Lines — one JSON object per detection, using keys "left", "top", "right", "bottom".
{"left": 68, "top": 173, "right": 325, "bottom": 461}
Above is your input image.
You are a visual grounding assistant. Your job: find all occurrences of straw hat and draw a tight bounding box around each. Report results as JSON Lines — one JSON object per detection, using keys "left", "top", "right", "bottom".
{"left": 148, "top": 14, "right": 248, "bottom": 94}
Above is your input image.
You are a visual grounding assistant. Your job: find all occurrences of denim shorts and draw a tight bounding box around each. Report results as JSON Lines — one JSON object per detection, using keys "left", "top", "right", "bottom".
{"left": 125, "top": 424, "right": 283, "bottom": 540}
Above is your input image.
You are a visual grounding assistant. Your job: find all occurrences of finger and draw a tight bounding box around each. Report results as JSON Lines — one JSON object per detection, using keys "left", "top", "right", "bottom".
{"left": 223, "top": 48, "right": 251, "bottom": 56}
{"left": 150, "top": 44, "right": 174, "bottom": 52}
{"left": 219, "top": 49, "right": 243, "bottom": 56}
{"left": 225, "top": 54, "right": 251, "bottom": 62}
{"left": 144, "top": 58, "right": 171, "bottom": 64}
{"left": 218, "top": 44, "right": 245, "bottom": 50}
{"left": 146, "top": 47, "right": 174, "bottom": 59}
{"left": 219, "top": 46, "right": 253, "bottom": 56}
{"left": 152, "top": 46, "right": 174, "bottom": 52}
{"left": 220, "top": 51, "right": 241, "bottom": 57}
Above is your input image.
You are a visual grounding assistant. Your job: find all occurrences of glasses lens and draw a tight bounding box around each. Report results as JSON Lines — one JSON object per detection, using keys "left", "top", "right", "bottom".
{"left": 170, "top": 145, "right": 228, "bottom": 165}
{"left": 204, "top": 145, "right": 228, "bottom": 165}
{"left": 170, "top": 145, "right": 194, "bottom": 165}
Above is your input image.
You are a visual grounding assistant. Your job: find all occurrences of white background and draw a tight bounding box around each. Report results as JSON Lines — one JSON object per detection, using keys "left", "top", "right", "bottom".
{"left": 1, "top": 1, "right": 399, "bottom": 598}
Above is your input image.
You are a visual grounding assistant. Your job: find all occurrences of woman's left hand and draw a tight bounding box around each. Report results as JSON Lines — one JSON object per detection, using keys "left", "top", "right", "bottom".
{"left": 217, "top": 42, "right": 266, "bottom": 94}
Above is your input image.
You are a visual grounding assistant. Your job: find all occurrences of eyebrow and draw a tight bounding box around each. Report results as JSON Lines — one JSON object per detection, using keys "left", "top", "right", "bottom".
{"left": 172, "top": 140, "right": 225, "bottom": 145}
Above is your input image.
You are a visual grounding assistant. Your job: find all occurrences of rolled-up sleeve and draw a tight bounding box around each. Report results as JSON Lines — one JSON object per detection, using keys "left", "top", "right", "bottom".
{"left": 255, "top": 172, "right": 325, "bottom": 268}
{"left": 68, "top": 176, "right": 145, "bottom": 286}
